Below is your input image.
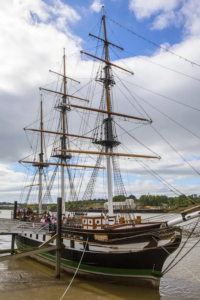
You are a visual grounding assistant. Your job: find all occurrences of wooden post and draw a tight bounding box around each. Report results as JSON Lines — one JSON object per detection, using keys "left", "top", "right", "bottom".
{"left": 55, "top": 197, "right": 62, "bottom": 278}
{"left": 13, "top": 201, "right": 17, "bottom": 219}
{"left": 11, "top": 201, "right": 17, "bottom": 255}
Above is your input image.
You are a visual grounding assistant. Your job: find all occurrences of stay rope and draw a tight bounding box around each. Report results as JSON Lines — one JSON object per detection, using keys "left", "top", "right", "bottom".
{"left": 59, "top": 236, "right": 89, "bottom": 300}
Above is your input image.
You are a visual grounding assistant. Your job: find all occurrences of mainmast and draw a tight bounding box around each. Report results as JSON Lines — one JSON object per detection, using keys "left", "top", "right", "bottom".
{"left": 102, "top": 6, "right": 115, "bottom": 224}
{"left": 78, "top": 5, "right": 159, "bottom": 224}
{"left": 38, "top": 98, "right": 43, "bottom": 214}
{"left": 61, "top": 48, "right": 67, "bottom": 217}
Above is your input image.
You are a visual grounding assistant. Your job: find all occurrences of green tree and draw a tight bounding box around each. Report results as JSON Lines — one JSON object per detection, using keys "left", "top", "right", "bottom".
{"left": 48, "top": 204, "right": 57, "bottom": 211}
{"left": 113, "top": 195, "right": 126, "bottom": 202}
{"left": 139, "top": 195, "right": 149, "bottom": 206}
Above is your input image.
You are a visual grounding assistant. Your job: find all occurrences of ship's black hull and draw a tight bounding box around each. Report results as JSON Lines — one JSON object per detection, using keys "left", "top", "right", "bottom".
{"left": 16, "top": 224, "right": 182, "bottom": 289}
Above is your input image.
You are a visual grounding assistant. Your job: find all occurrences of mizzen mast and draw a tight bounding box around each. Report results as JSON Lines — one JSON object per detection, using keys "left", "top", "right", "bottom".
{"left": 32, "top": 96, "right": 48, "bottom": 214}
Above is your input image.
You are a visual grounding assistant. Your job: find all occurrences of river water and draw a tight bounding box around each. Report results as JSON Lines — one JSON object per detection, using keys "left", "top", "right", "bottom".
{"left": 0, "top": 210, "right": 199, "bottom": 300}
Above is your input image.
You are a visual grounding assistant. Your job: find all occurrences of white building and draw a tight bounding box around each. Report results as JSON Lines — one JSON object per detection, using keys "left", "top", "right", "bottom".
{"left": 104, "top": 198, "right": 136, "bottom": 210}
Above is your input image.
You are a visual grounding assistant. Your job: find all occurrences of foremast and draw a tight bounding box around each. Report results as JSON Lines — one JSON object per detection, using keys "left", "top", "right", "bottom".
{"left": 53, "top": 49, "right": 72, "bottom": 217}
{"left": 21, "top": 49, "right": 104, "bottom": 216}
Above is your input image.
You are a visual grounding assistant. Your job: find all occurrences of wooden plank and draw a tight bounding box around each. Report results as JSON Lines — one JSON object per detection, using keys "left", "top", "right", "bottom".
{"left": 71, "top": 104, "right": 150, "bottom": 122}
{"left": 20, "top": 161, "right": 105, "bottom": 169}
{"left": 26, "top": 128, "right": 93, "bottom": 140}
{"left": 39, "top": 87, "right": 89, "bottom": 102}
{"left": 0, "top": 249, "right": 12, "bottom": 254}
{"left": 0, "top": 245, "right": 64, "bottom": 262}
{"left": 60, "top": 149, "right": 160, "bottom": 159}
{"left": 81, "top": 51, "right": 134, "bottom": 75}
{"left": 89, "top": 33, "right": 124, "bottom": 50}
{"left": 49, "top": 70, "right": 80, "bottom": 83}
{"left": 39, "top": 234, "right": 57, "bottom": 248}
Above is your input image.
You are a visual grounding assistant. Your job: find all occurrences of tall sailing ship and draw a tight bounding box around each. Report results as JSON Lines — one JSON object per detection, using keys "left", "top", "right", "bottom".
{"left": 16, "top": 6, "right": 200, "bottom": 289}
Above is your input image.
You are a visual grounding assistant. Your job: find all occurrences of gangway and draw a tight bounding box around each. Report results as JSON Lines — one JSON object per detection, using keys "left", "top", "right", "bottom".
{"left": 0, "top": 218, "right": 49, "bottom": 235}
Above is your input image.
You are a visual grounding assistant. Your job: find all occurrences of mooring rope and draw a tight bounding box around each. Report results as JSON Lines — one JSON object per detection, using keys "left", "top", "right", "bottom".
{"left": 163, "top": 218, "right": 200, "bottom": 274}
{"left": 59, "top": 236, "right": 89, "bottom": 300}
{"left": 153, "top": 236, "right": 200, "bottom": 282}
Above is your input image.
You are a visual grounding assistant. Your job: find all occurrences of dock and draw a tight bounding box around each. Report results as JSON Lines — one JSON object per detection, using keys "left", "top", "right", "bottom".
{"left": 0, "top": 219, "right": 49, "bottom": 235}
{"left": 0, "top": 198, "right": 63, "bottom": 279}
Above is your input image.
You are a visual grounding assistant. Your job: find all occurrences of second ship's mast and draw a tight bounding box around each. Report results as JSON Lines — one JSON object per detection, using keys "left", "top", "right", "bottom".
{"left": 53, "top": 48, "right": 72, "bottom": 217}
{"left": 38, "top": 98, "right": 44, "bottom": 214}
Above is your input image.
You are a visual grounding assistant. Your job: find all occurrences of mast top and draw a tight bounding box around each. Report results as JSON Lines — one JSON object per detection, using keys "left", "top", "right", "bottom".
{"left": 102, "top": 5, "right": 105, "bottom": 17}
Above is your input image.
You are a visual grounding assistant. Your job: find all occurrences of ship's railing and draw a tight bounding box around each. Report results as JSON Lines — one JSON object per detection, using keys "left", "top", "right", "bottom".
{"left": 0, "top": 218, "right": 49, "bottom": 234}
{"left": 181, "top": 219, "right": 200, "bottom": 238}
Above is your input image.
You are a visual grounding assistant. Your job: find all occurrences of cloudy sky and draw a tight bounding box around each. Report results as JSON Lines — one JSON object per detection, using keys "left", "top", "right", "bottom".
{"left": 1, "top": 0, "right": 200, "bottom": 203}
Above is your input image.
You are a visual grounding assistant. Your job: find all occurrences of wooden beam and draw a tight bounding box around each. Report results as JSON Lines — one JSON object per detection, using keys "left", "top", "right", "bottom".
{"left": 60, "top": 149, "right": 160, "bottom": 159}
{"left": 89, "top": 33, "right": 124, "bottom": 51}
{"left": 25, "top": 184, "right": 40, "bottom": 188}
{"left": 81, "top": 51, "right": 134, "bottom": 75}
{"left": 71, "top": 104, "right": 151, "bottom": 122}
{"left": 49, "top": 70, "right": 80, "bottom": 84}
{"left": 20, "top": 161, "right": 105, "bottom": 169}
{"left": 0, "top": 245, "right": 64, "bottom": 262}
{"left": 39, "top": 233, "right": 58, "bottom": 248}
{"left": 26, "top": 128, "right": 93, "bottom": 140}
{"left": 39, "top": 87, "right": 89, "bottom": 102}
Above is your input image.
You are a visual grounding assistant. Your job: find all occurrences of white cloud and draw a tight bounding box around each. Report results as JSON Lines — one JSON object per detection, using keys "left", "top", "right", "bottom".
{"left": 0, "top": 0, "right": 82, "bottom": 163}
{"left": 0, "top": 164, "right": 26, "bottom": 201}
{"left": 179, "top": 0, "right": 200, "bottom": 37}
{"left": 1, "top": 0, "right": 200, "bottom": 202}
{"left": 129, "top": 0, "right": 179, "bottom": 19}
{"left": 129, "top": 0, "right": 200, "bottom": 34}
{"left": 151, "top": 11, "right": 179, "bottom": 30}
{"left": 90, "top": 0, "right": 103, "bottom": 13}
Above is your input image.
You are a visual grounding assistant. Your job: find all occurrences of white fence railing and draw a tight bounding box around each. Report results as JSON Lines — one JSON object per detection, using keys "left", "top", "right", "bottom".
{"left": 0, "top": 219, "right": 49, "bottom": 234}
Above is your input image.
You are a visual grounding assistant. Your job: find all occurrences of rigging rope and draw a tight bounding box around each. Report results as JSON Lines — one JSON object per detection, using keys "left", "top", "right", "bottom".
{"left": 153, "top": 236, "right": 200, "bottom": 282}
{"left": 163, "top": 218, "right": 200, "bottom": 275}
{"left": 106, "top": 16, "right": 200, "bottom": 83}
{"left": 114, "top": 120, "right": 160, "bottom": 158}
{"left": 122, "top": 80, "right": 200, "bottom": 112}
{"left": 120, "top": 143, "right": 182, "bottom": 196}
{"left": 106, "top": 16, "right": 200, "bottom": 68}
{"left": 59, "top": 237, "right": 89, "bottom": 300}
{"left": 129, "top": 90, "right": 200, "bottom": 140}
{"left": 125, "top": 50, "right": 200, "bottom": 83}
{"left": 151, "top": 125, "right": 200, "bottom": 176}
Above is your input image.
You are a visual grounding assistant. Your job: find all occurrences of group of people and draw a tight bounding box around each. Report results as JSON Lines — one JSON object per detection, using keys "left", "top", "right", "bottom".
{"left": 40, "top": 213, "right": 72, "bottom": 231}
{"left": 40, "top": 213, "right": 56, "bottom": 231}
{"left": 17, "top": 207, "right": 72, "bottom": 230}
{"left": 17, "top": 207, "right": 33, "bottom": 218}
